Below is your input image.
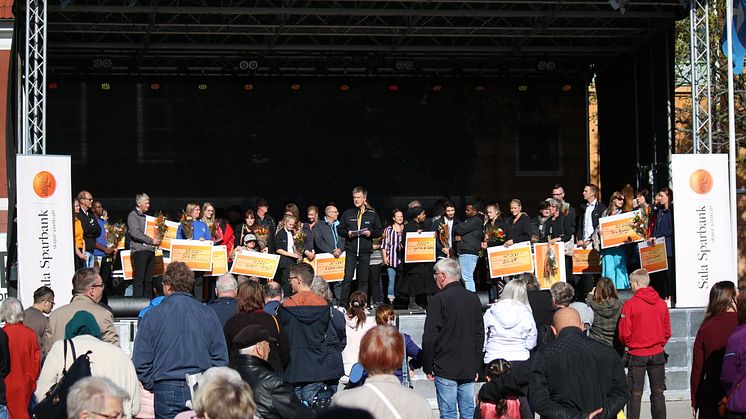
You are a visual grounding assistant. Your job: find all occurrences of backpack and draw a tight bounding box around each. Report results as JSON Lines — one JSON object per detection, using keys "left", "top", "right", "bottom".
{"left": 33, "top": 339, "right": 93, "bottom": 419}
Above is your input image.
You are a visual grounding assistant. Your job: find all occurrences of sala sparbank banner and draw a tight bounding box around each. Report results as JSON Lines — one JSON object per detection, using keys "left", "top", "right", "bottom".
{"left": 672, "top": 154, "right": 734, "bottom": 308}
{"left": 16, "top": 155, "right": 74, "bottom": 307}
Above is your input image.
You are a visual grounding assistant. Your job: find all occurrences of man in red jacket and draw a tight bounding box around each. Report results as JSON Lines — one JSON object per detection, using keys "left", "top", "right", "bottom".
{"left": 618, "top": 268, "right": 671, "bottom": 419}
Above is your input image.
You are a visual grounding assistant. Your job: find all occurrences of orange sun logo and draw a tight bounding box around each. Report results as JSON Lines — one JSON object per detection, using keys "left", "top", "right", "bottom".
{"left": 689, "top": 169, "right": 714, "bottom": 195}
{"left": 32, "top": 171, "right": 56, "bottom": 198}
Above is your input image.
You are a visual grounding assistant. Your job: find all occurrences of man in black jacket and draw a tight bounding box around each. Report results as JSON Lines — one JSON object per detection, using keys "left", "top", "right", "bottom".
{"left": 423, "top": 258, "right": 484, "bottom": 419}
{"left": 434, "top": 201, "right": 460, "bottom": 260}
{"left": 76, "top": 190, "right": 101, "bottom": 268}
{"left": 453, "top": 203, "right": 483, "bottom": 292}
{"left": 529, "top": 307, "right": 629, "bottom": 419}
{"left": 575, "top": 184, "right": 607, "bottom": 301}
{"left": 337, "top": 186, "right": 383, "bottom": 307}
{"left": 233, "top": 325, "right": 313, "bottom": 419}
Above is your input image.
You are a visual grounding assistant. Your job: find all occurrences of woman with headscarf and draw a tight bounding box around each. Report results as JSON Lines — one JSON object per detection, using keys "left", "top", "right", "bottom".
{"left": 399, "top": 206, "right": 436, "bottom": 310}
{"left": 36, "top": 311, "right": 141, "bottom": 418}
{"left": 1, "top": 297, "right": 40, "bottom": 419}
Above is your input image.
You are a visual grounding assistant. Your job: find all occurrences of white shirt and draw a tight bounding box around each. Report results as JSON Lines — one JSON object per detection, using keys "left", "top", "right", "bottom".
{"left": 445, "top": 218, "right": 454, "bottom": 247}
{"left": 583, "top": 199, "right": 597, "bottom": 240}
{"left": 285, "top": 229, "right": 294, "bottom": 253}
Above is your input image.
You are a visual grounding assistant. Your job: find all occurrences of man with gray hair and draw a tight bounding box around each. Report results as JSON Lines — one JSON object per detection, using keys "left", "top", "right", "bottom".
{"left": 67, "top": 376, "right": 129, "bottom": 419}
{"left": 422, "top": 258, "right": 483, "bottom": 419}
{"left": 263, "top": 281, "right": 283, "bottom": 315}
{"left": 208, "top": 273, "right": 238, "bottom": 328}
{"left": 127, "top": 193, "right": 160, "bottom": 298}
{"left": 44, "top": 268, "right": 119, "bottom": 355}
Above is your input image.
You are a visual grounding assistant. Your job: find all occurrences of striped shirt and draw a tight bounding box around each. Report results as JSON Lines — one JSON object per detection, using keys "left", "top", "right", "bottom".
{"left": 382, "top": 225, "right": 403, "bottom": 268}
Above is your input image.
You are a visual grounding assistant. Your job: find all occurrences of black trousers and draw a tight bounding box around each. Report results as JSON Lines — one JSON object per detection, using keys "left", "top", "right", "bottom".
{"left": 368, "top": 263, "right": 383, "bottom": 304}
{"left": 627, "top": 352, "right": 667, "bottom": 419}
{"left": 341, "top": 252, "right": 370, "bottom": 307}
{"left": 132, "top": 251, "right": 154, "bottom": 298}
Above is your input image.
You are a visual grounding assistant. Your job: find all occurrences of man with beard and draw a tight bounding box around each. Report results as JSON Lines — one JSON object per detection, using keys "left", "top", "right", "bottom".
{"left": 434, "top": 201, "right": 459, "bottom": 260}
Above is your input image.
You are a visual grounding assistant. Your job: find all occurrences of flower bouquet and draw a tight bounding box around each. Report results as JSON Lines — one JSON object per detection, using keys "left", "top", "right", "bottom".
{"left": 154, "top": 212, "right": 168, "bottom": 241}
{"left": 293, "top": 230, "right": 307, "bottom": 255}
{"left": 437, "top": 223, "right": 449, "bottom": 248}
{"left": 629, "top": 211, "right": 649, "bottom": 239}
{"left": 105, "top": 222, "right": 127, "bottom": 250}
{"left": 485, "top": 226, "right": 506, "bottom": 245}
{"left": 179, "top": 210, "right": 193, "bottom": 239}
{"left": 254, "top": 226, "right": 269, "bottom": 249}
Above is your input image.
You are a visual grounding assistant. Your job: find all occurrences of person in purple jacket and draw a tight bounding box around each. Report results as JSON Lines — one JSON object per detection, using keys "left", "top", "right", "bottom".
{"left": 375, "top": 305, "right": 422, "bottom": 384}
{"left": 722, "top": 290, "right": 746, "bottom": 418}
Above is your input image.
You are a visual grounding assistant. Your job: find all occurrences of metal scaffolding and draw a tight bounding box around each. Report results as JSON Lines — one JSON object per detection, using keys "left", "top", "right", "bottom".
{"left": 22, "top": 0, "right": 47, "bottom": 154}
{"left": 689, "top": 0, "right": 713, "bottom": 154}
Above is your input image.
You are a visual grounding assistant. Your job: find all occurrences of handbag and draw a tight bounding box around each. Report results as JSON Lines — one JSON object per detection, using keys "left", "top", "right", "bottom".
{"left": 719, "top": 371, "right": 746, "bottom": 417}
{"left": 33, "top": 340, "right": 93, "bottom": 419}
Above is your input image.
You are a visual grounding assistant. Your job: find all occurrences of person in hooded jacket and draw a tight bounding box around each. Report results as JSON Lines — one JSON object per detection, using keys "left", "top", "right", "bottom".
{"left": 618, "top": 269, "right": 671, "bottom": 419}
{"left": 482, "top": 280, "right": 536, "bottom": 419}
{"left": 277, "top": 263, "right": 332, "bottom": 406}
{"left": 585, "top": 278, "right": 622, "bottom": 350}
{"left": 340, "top": 292, "right": 376, "bottom": 383}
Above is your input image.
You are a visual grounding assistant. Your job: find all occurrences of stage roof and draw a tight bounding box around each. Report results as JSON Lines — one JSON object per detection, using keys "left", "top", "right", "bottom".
{"left": 43, "top": 0, "right": 685, "bottom": 77}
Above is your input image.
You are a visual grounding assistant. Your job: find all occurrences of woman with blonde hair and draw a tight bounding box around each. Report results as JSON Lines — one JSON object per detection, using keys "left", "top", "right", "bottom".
{"left": 599, "top": 191, "right": 629, "bottom": 289}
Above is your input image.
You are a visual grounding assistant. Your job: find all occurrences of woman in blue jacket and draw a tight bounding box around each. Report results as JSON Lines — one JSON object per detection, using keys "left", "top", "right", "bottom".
{"left": 176, "top": 202, "right": 212, "bottom": 301}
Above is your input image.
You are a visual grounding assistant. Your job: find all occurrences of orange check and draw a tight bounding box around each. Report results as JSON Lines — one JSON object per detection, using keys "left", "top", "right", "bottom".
{"left": 404, "top": 232, "right": 436, "bottom": 263}
{"left": 534, "top": 242, "right": 566, "bottom": 289}
{"left": 206, "top": 245, "right": 228, "bottom": 276}
{"left": 169, "top": 239, "right": 214, "bottom": 271}
{"left": 230, "top": 251, "right": 280, "bottom": 279}
{"left": 638, "top": 238, "right": 668, "bottom": 274}
{"left": 119, "top": 250, "right": 134, "bottom": 280}
{"left": 312, "top": 252, "right": 346, "bottom": 282}
{"left": 599, "top": 210, "right": 644, "bottom": 249}
{"left": 572, "top": 247, "right": 602, "bottom": 274}
{"left": 487, "top": 241, "right": 533, "bottom": 278}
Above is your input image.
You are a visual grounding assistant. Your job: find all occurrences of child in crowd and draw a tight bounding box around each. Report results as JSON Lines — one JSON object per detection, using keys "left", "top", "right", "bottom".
{"left": 476, "top": 359, "right": 523, "bottom": 419}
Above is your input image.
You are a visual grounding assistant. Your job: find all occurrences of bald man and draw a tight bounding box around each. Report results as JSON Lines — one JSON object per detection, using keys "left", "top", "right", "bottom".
{"left": 529, "top": 308, "right": 629, "bottom": 419}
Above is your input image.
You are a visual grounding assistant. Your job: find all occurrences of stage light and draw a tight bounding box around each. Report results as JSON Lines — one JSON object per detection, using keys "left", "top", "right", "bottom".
{"left": 93, "top": 58, "right": 102, "bottom": 69}
{"left": 387, "top": 84, "right": 399, "bottom": 92}
{"left": 518, "top": 85, "right": 528, "bottom": 91}
{"left": 404, "top": 61, "right": 414, "bottom": 71}
{"left": 100, "top": 82, "right": 111, "bottom": 91}
{"left": 48, "top": 82, "right": 58, "bottom": 90}
{"left": 562, "top": 84, "right": 572, "bottom": 92}
{"left": 546, "top": 61, "right": 556, "bottom": 71}
{"left": 244, "top": 83, "right": 255, "bottom": 92}
{"left": 150, "top": 83, "right": 160, "bottom": 90}
{"left": 198, "top": 83, "right": 208, "bottom": 90}
{"left": 102, "top": 58, "right": 112, "bottom": 69}
{"left": 537, "top": 61, "right": 547, "bottom": 71}
{"left": 339, "top": 84, "right": 350, "bottom": 92}
{"left": 239, "top": 60, "right": 249, "bottom": 70}
{"left": 474, "top": 84, "right": 486, "bottom": 92}
{"left": 290, "top": 83, "right": 301, "bottom": 91}
{"left": 432, "top": 84, "right": 443, "bottom": 92}
{"left": 395, "top": 61, "right": 405, "bottom": 71}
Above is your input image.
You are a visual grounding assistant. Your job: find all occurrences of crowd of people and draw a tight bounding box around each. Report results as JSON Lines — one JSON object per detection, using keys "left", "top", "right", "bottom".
{"left": 0, "top": 183, "right": 735, "bottom": 419}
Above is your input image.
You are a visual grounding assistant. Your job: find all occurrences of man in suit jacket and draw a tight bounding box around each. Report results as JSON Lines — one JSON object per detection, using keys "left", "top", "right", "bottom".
{"left": 44, "top": 268, "right": 120, "bottom": 355}
{"left": 576, "top": 184, "right": 607, "bottom": 250}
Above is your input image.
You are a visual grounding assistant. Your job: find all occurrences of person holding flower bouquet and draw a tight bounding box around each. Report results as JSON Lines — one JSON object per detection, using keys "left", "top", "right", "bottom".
{"left": 127, "top": 193, "right": 161, "bottom": 298}
{"left": 481, "top": 203, "right": 509, "bottom": 302}
{"left": 92, "top": 200, "right": 119, "bottom": 298}
{"left": 177, "top": 202, "right": 212, "bottom": 300}
{"left": 274, "top": 214, "right": 303, "bottom": 296}
{"left": 433, "top": 201, "right": 460, "bottom": 260}
{"left": 599, "top": 192, "right": 630, "bottom": 290}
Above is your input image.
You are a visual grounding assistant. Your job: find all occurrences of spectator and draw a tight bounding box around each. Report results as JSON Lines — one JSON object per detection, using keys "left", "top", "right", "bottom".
{"left": 277, "top": 263, "right": 331, "bottom": 406}
{"left": 137, "top": 278, "right": 165, "bottom": 320}
{"left": 310, "top": 276, "right": 346, "bottom": 397}
{"left": 337, "top": 186, "right": 383, "bottom": 307}
{"left": 0, "top": 327, "right": 8, "bottom": 419}
{"left": 66, "top": 377, "right": 129, "bottom": 419}
{"left": 232, "top": 325, "right": 313, "bottom": 419}
{"left": 586, "top": 278, "right": 622, "bottom": 348}
{"left": 475, "top": 359, "right": 523, "bottom": 419}
{"left": 76, "top": 190, "right": 101, "bottom": 268}
{"left": 691, "top": 281, "right": 738, "bottom": 419}
{"left": 38, "top": 311, "right": 140, "bottom": 418}
{"left": 550, "top": 282, "right": 574, "bottom": 308}
{"left": 133, "top": 262, "right": 228, "bottom": 419}
{"left": 374, "top": 304, "right": 422, "bottom": 384}
{"left": 332, "top": 326, "right": 434, "bottom": 419}
{"left": 207, "top": 273, "right": 238, "bottom": 328}
{"left": 44, "top": 268, "right": 120, "bottom": 355}
{"left": 422, "top": 258, "right": 484, "bottom": 419}
{"left": 618, "top": 268, "right": 671, "bottom": 419}
{"left": 519, "top": 273, "right": 553, "bottom": 333}
{"left": 341, "top": 291, "right": 375, "bottom": 382}
{"left": 263, "top": 281, "right": 283, "bottom": 316}
{"left": 1, "top": 297, "right": 40, "bottom": 419}
{"left": 127, "top": 193, "right": 160, "bottom": 298}
{"left": 224, "top": 281, "right": 290, "bottom": 373}
{"left": 192, "top": 367, "right": 256, "bottom": 419}
{"left": 529, "top": 308, "right": 628, "bottom": 418}
{"left": 721, "top": 290, "right": 746, "bottom": 418}
{"left": 22, "top": 286, "right": 55, "bottom": 346}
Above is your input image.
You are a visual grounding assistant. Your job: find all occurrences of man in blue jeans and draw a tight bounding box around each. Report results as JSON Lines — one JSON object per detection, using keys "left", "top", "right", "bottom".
{"left": 422, "top": 258, "right": 484, "bottom": 419}
{"left": 454, "top": 203, "right": 483, "bottom": 292}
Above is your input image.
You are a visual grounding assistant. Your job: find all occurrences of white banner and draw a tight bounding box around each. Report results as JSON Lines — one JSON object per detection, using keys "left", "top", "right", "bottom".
{"left": 672, "top": 154, "right": 734, "bottom": 307}
{"left": 17, "top": 155, "right": 75, "bottom": 307}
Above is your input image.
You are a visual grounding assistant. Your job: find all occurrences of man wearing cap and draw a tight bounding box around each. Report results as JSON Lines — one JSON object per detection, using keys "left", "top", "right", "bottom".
{"left": 233, "top": 325, "right": 313, "bottom": 419}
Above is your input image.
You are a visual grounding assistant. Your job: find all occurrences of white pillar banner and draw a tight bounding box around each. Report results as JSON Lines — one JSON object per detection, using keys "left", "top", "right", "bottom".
{"left": 16, "top": 155, "right": 75, "bottom": 306}
{"left": 672, "top": 154, "right": 734, "bottom": 308}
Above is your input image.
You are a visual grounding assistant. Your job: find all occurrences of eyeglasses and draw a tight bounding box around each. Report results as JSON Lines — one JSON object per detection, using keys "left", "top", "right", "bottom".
{"left": 288, "top": 276, "right": 300, "bottom": 282}
{"left": 90, "top": 283, "right": 105, "bottom": 289}
{"left": 614, "top": 197, "right": 624, "bottom": 201}
{"left": 90, "top": 411, "right": 124, "bottom": 419}
{"left": 43, "top": 300, "right": 55, "bottom": 306}
{"left": 433, "top": 272, "right": 445, "bottom": 278}
{"left": 81, "top": 197, "right": 93, "bottom": 201}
